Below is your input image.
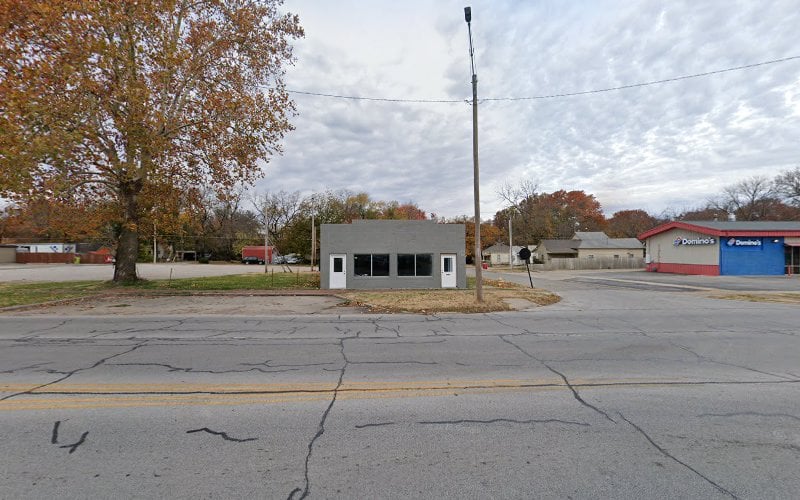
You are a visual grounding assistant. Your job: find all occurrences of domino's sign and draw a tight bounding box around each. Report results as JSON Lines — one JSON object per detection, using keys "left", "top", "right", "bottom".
{"left": 673, "top": 236, "right": 716, "bottom": 246}
{"left": 726, "top": 237, "right": 761, "bottom": 247}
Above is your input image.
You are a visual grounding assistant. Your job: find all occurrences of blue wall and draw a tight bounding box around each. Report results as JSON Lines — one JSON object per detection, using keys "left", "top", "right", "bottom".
{"left": 719, "top": 237, "right": 784, "bottom": 275}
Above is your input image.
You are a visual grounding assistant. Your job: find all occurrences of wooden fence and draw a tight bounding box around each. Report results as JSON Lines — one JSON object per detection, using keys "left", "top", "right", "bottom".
{"left": 543, "top": 256, "right": 645, "bottom": 271}
{"left": 15, "top": 253, "right": 111, "bottom": 264}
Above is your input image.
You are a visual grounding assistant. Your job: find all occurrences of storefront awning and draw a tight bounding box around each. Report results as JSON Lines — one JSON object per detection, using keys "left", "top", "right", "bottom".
{"left": 785, "top": 238, "right": 800, "bottom": 246}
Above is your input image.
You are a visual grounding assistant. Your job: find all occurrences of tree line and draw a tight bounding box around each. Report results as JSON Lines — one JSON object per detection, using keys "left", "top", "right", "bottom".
{"left": 0, "top": 187, "right": 429, "bottom": 262}
{"left": 4, "top": 166, "right": 796, "bottom": 263}
{"left": 492, "top": 168, "right": 800, "bottom": 249}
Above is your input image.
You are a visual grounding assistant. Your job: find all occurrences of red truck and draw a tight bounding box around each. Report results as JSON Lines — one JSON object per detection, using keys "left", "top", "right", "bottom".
{"left": 241, "top": 246, "right": 274, "bottom": 264}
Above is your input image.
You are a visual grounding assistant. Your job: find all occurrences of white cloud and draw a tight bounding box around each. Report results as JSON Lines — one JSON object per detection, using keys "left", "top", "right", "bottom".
{"left": 261, "top": 0, "right": 800, "bottom": 219}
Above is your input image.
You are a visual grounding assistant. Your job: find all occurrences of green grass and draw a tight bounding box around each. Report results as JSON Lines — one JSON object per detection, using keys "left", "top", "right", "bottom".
{"left": 0, "top": 281, "right": 110, "bottom": 308}
{"left": 0, "top": 272, "right": 320, "bottom": 308}
{"left": 128, "top": 272, "right": 320, "bottom": 291}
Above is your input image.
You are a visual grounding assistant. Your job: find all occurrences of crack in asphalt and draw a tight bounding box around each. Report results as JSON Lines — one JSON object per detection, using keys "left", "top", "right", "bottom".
{"left": 669, "top": 340, "right": 796, "bottom": 381}
{"left": 705, "top": 437, "right": 800, "bottom": 453}
{"left": 239, "top": 360, "right": 337, "bottom": 369}
{"left": 51, "top": 421, "right": 61, "bottom": 444}
{"left": 374, "top": 339, "right": 448, "bottom": 345}
{"left": 186, "top": 427, "right": 258, "bottom": 443}
{"left": 349, "top": 360, "right": 438, "bottom": 365}
{"left": 18, "top": 320, "right": 69, "bottom": 339}
{"left": 371, "top": 320, "right": 400, "bottom": 337}
{"left": 354, "top": 422, "right": 396, "bottom": 429}
{"left": 418, "top": 418, "right": 589, "bottom": 427}
{"left": 108, "top": 362, "right": 301, "bottom": 374}
{"left": 540, "top": 363, "right": 617, "bottom": 423}
{"left": 50, "top": 420, "right": 89, "bottom": 454}
{"left": 0, "top": 362, "right": 52, "bottom": 374}
{"left": 288, "top": 337, "right": 349, "bottom": 500}
{"left": 697, "top": 411, "right": 800, "bottom": 422}
{"left": 484, "top": 314, "right": 536, "bottom": 334}
{"left": 618, "top": 412, "right": 739, "bottom": 499}
{"left": 0, "top": 342, "right": 147, "bottom": 401}
{"left": 499, "top": 336, "right": 616, "bottom": 423}
{"left": 59, "top": 431, "right": 89, "bottom": 454}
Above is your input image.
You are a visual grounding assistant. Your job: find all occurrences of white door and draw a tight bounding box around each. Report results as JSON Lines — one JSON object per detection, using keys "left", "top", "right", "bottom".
{"left": 441, "top": 254, "right": 456, "bottom": 288}
{"left": 329, "top": 254, "right": 346, "bottom": 289}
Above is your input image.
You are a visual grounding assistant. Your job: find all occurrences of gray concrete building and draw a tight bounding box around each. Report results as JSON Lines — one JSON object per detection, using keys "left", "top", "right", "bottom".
{"left": 320, "top": 220, "right": 466, "bottom": 289}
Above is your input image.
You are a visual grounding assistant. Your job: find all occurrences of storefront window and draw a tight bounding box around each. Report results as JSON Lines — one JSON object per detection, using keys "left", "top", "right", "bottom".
{"left": 397, "top": 253, "right": 432, "bottom": 276}
{"left": 354, "top": 254, "right": 389, "bottom": 276}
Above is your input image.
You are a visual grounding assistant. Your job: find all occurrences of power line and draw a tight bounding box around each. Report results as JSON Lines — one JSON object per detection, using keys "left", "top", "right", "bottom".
{"left": 280, "top": 55, "right": 800, "bottom": 104}
{"left": 284, "top": 89, "right": 463, "bottom": 103}
{"left": 485, "top": 55, "right": 800, "bottom": 101}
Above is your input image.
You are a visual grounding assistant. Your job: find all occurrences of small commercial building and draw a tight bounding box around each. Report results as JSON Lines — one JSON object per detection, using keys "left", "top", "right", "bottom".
{"left": 320, "top": 220, "right": 466, "bottom": 289}
{"left": 638, "top": 220, "right": 800, "bottom": 275}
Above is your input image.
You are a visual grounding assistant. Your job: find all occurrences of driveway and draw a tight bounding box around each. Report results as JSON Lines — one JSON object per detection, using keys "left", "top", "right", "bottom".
{"left": 486, "top": 268, "right": 800, "bottom": 292}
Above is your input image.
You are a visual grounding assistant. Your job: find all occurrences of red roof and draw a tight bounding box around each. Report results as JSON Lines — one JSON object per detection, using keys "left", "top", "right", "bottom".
{"left": 638, "top": 221, "right": 800, "bottom": 240}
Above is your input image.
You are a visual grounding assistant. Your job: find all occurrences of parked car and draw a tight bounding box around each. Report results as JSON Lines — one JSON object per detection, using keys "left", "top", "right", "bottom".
{"left": 284, "top": 254, "right": 300, "bottom": 264}
{"left": 272, "top": 255, "right": 286, "bottom": 264}
{"left": 241, "top": 256, "right": 264, "bottom": 265}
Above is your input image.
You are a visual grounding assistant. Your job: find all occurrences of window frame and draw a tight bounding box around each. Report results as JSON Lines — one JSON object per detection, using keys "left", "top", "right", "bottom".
{"left": 353, "top": 253, "right": 390, "bottom": 277}
{"left": 397, "top": 253, "right": 433, "bottom": 277}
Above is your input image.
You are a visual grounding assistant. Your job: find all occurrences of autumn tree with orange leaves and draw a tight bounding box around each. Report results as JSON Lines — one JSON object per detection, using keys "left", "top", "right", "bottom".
{"left": 0, "top": 0, "right": 303, "bottom": 281}
{"left": 495, "top": 186, "right": 607, "bottom": 244}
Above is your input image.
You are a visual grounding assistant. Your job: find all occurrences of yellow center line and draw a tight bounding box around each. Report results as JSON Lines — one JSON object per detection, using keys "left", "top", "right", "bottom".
{"left": 0, "top": 376, "right": 701, "bottom": 411}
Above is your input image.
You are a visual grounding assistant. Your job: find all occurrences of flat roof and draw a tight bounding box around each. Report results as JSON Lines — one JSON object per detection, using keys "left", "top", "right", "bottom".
{"left": 639, "top": 220, "right": 800, "bottom": 240}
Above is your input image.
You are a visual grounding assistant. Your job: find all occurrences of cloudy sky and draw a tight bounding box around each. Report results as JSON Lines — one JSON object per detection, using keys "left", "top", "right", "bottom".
{"left": 258, "top": 0, "right": 800, "bottom": 219}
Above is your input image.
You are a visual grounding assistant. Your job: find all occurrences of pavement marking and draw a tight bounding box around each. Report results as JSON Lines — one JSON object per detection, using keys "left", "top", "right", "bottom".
{"left": 573, "top": 276, "right": 714, "bottom": 291}
{"left": 1, "top": 377, "right": 776, "bottom": 411}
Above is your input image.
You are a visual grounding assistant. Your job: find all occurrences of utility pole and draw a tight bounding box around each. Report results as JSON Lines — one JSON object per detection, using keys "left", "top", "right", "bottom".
{"left": 509, "top": 217, "right": 513, "bottom": 271}
{"left": 264, "top": 204, "right": 269, "bottom": 274}
{"left": 311, "top": 214, "right": 316, "bottom": 271}
{"left": 464, "top": 6, "right": 483, "bottom": 302}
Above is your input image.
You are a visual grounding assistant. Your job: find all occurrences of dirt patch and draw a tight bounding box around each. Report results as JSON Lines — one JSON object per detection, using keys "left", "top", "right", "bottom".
{"left": 4, "top": 294, "right": 355, "bottom": 316}
{"left": 340, "top": 281, "right": 560, "bottom": 314}
{"left": 709, "top": 291, "right": 800, "bottom": 305}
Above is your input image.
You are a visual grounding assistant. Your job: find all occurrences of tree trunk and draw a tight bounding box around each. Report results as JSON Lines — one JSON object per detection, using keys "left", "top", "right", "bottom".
{"left": 113, "top": 180, "right": 142, "bottom": 282}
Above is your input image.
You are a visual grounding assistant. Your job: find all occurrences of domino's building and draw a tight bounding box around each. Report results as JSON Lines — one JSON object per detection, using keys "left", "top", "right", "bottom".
{"left": 638, "top": 221, "right": 800, "bottom": 276}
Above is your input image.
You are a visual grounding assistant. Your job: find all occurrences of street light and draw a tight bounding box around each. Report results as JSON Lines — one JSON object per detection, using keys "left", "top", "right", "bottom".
{"left": 464, "top": 6, "right": 483, "bottom": 302}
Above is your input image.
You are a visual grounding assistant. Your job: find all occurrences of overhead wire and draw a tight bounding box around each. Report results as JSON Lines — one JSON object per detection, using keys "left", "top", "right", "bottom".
{"left": 278, "top": 55, "right": 800, "bottom": 104}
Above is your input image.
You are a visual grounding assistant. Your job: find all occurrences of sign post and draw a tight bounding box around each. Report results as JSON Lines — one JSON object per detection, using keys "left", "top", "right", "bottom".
{"left": 518, "top": 248, "right": 534, "bottom": 289}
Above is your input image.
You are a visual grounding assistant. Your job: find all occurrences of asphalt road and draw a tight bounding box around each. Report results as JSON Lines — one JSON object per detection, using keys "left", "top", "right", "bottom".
{"left": 1, "top": 274, "right": 798, "bottom": 498}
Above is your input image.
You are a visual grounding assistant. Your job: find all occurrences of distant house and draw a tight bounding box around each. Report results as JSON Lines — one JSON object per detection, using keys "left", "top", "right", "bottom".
{"left": 536, "top": 231, "right": 644, "bottom": 269}
{"left": 483, "top": 244, "right": 536, "bottom": 266}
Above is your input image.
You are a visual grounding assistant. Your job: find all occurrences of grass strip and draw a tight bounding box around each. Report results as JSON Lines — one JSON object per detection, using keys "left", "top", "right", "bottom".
{"left": 711, "top": 291, "right": 800, "bottom": 305}
{"left": 0, "top": 272, "right": 320, "bottom": 308}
